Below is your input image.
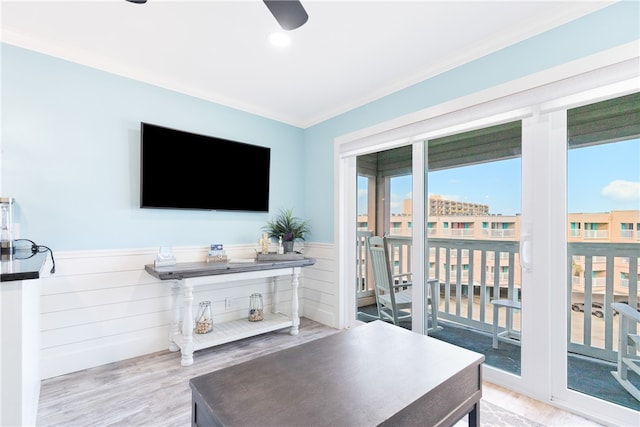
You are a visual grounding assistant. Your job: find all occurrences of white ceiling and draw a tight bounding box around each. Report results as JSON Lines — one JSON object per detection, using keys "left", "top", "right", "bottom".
{"left": 1, "top": 0, "right": 614, "bottom": 128}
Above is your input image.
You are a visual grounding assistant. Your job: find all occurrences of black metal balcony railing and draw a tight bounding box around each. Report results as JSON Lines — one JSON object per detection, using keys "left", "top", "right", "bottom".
{"left": 356, "top": 235, "right": 639, "bottom": 363}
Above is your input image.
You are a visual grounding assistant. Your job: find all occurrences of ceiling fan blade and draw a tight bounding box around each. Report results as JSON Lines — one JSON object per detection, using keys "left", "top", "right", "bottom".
{"left": 263, "top": 0, "right": 308, "bottom": 31}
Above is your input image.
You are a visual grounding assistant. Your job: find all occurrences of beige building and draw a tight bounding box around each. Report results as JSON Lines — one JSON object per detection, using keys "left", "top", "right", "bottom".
{"left": 428, "top": 195, "right": 489, "bottom": 216}
{"left": 568, "top": 210, "right": 640, "bottom": 242}
{"left": 359, "top": 197, "right": 639, "bottom": 297}
{"left": 568, "top": 210, "right": 640, "bottom": 300}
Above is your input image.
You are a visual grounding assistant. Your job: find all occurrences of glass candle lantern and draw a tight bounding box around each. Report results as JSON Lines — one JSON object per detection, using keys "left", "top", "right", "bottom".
{"left": 0, "top": 197, "right": 14, "bottom": 255}
{"left": 248, "top": 293, "right": 264, "bottom": 322}
{"left": 195, "top": 301, "right": 213, "bottom": 334}
{"left": 259, "top": 233, "right": 269, "bottom": 255}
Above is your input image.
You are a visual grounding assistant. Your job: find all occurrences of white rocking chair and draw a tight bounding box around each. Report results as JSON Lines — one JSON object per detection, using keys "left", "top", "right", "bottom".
{"left": 366, "top": 235, "right": 439, "bottom": 331}
{"left": 611, "top": 302, "right": 640, "bottom": 401}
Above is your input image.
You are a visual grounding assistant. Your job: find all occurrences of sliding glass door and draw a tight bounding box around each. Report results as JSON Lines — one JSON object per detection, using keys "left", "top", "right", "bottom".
{"left": 340, "top": 64, "right": 638, "bottom": 426}
{"left": 425, "top": 122, "right": 523, "bottom": 375}
{"left": 353, "top": 123, "right": 524, "bottom": 374}
{"left": 565, "top": 93, "right": 640, "bottom": 411}
{"left": 355, "top": 147, "right": 413, "bottom": 324}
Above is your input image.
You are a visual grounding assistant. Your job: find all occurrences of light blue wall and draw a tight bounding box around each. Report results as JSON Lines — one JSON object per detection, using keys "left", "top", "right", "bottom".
{"left": 1, "top": 45, "right": 305, "bottom": 250}
{"left": 303, "top": 1, "right": 639, "bottom": 243}
{"left": 1, "top": 2, "right": 638, "bottom": 251}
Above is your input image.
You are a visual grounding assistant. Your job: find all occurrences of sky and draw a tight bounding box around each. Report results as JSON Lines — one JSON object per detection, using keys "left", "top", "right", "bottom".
{"left": 359, "top": 138, "right": 640, "bottom": 216}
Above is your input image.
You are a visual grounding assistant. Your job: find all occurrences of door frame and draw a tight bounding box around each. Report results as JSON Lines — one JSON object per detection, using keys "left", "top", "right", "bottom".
{"left": 335, "top": 45, "right": 639, "bottom": 425}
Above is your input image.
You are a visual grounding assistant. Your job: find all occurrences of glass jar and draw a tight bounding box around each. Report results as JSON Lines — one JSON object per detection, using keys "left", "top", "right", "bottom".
{"left": 0, "top": 197, "right": 15, "bottom": 255}
{"left": 248, "top": 293, "right": 264, "bottom": 322}
{"left": 195, "top": 301, "right": 213, "bottom": 334}
{"left": 259, "top": 232, "right": 269, "bottom": 255}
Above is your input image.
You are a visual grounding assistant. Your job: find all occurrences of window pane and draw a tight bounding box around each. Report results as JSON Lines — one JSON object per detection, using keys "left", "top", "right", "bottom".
{"left": 427, "top": 121, "right": 522, "bottom": 375}
{"left": 567, "top": 92, "right": 640, "bottom": 410}
{"left": 356, "top": 146, "right": 413, "bottom": 322}
{"left": 390, "top": 175, "right": 412, "bottom": 237}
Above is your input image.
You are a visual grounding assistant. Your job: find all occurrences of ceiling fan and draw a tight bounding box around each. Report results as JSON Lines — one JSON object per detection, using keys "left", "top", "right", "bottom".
{"left": 263, "top": 1, "right": 308, "bottom": 31}
{"left": 124, "top": 1, "right": 309, "bottom": 31}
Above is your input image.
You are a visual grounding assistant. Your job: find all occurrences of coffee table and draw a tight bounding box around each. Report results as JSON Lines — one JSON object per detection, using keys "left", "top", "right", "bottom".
{"left": 190, "top": 320, "right": 484, "bottom": 426}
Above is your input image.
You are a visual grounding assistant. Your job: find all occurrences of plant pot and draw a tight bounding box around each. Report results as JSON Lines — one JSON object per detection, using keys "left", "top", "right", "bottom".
{"left": 283, "top": 240, "right": 294, "bottom": 253}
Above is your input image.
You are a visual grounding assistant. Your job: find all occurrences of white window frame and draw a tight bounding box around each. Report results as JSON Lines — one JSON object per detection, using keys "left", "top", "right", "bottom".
{"left": 335, "top": 42, "right": 639, "bottom": 426}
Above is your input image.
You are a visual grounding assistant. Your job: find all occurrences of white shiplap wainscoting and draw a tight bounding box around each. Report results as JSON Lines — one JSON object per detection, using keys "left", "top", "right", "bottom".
{"left": 39, "top": 243, "right": 338, "bottom": 379}
{"left": 296, "top": 243, "right": 337, "bottom": 329}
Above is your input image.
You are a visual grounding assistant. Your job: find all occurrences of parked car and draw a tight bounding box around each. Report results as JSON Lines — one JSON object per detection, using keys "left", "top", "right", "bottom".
{"left": 571, "top": 302, "right": 608, "bottom": 318}
{"left": 591, "top": 303, "right": 604, "bottom": 318}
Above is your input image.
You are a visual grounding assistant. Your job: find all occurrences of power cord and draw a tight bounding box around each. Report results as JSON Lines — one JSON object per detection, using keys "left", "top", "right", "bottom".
{"left": 13, "top": 238, "right": 56, "bottom": 274}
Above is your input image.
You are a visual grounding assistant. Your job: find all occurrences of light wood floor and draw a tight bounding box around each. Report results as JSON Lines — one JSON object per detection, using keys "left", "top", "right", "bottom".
{"left": 37, "top": 318, "right": 602, "bottom": 427}
{"left": 478, "top": 382, "right": 602, "bottom": 427}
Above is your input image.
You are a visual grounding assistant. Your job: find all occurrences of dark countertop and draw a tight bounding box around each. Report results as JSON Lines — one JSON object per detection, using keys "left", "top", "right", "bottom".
{"left": 145, "top": 257, "right": 316, "bottom": 280}
{"left": 1, "top": 250, "right": 48, "bottom": 282}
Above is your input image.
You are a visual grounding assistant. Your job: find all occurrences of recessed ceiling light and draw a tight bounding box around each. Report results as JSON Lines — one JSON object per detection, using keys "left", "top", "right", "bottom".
{"left": 269, "top": 32, "right": 291, "bottom": 47}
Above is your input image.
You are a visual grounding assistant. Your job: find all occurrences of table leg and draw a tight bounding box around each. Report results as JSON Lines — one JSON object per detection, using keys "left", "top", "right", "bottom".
{"left": 272, "top": 276, "right": 279, "bottom": 314}
{"left": 169, "top": 281, "right": 181, "bottom": 352}
{"left": 290, "top": 267, "right": 300, "bottom": 335}
{"left": 492, "top": 304, "right": 500, "bottom": 349}
{"left": 506, "top": 303, "right": 513, "bottom": 338}
{"left": 181, "top": 279, "right": 194, "bottom": 366}
{"left": 430, "top": 279, "right": 439, "bottom": 331}
{"left": 467, "top": 402, "right": 479, "bottom": 427}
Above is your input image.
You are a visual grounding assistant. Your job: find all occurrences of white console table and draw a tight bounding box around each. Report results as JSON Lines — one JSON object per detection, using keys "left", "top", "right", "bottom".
{"left": 144, "top": 258, "right": 315, "bottom": 366}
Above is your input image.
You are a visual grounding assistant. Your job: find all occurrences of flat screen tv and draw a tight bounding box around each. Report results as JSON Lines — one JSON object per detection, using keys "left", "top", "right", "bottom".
{"left": 140, "top": 122, "right": 270, "bottom": 212}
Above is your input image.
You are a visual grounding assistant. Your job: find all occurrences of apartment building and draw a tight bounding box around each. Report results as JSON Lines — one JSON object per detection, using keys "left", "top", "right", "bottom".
{"left": 359, "top": 197, "right": 639, "bottom": 298}
{"left": 568, "top": 210, "right": 640, "bottom": 302}
{"left": 429, "top": 195, "right": 489, "bottom": 217}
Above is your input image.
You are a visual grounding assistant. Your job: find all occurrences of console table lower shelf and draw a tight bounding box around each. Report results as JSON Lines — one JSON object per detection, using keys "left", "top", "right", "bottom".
{"left": 173, "top": 312, "right": 293, "bottom": 353}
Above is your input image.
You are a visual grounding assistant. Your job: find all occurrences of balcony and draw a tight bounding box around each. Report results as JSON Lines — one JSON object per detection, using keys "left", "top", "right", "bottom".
{"left": 490, "top": 228, "right": 517, "bottom": 238}
{"left": 584, "top": 229, "right": 609, "bottom": 239}
{"left": 356, "top": 236, "right": 639, "bottom": 411}
{"left": 621, "top": 229, "right": 634, "bottom": 239}
{"left": 449, "top": 228, "right": 475, "bottom": 237}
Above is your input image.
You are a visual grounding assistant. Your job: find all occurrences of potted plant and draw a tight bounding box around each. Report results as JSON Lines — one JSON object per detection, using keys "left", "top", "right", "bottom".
{"left": 263, "top": 208, "right": 310, "bottom": 253}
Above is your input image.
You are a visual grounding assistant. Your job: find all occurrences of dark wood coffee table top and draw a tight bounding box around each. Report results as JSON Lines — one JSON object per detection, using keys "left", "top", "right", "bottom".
{"left": 189, "top": 320, "right": 484, "bottom": 426}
